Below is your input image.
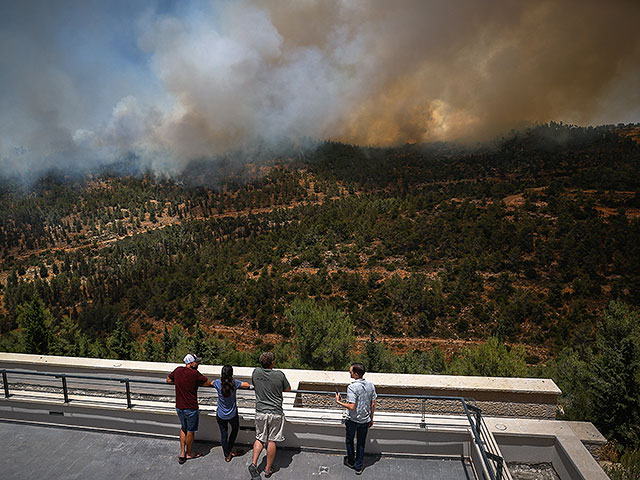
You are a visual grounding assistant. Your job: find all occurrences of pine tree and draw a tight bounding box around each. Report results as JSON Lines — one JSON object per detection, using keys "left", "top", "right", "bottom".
{"left": 287, "top": 298, "right": 355, "bottom": 371}
{"left": 162, "top": 325, "right": 174, "bottom": 361}
{"left": 107, "top": 319, "right": 133, "bottom": 360}
{"left": 18, "top": 299, "right": 53, "bottom": 355}
{"left": 361, "top": 333, "right": 395, "bottom": 373}
{"left": 589, "top": 301, "right": 640, "bottom": 450}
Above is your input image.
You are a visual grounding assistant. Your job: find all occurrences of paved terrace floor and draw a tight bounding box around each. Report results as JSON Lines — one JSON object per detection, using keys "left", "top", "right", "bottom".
{"left": 1, "top": 420, "right": 474, "bottom": 480}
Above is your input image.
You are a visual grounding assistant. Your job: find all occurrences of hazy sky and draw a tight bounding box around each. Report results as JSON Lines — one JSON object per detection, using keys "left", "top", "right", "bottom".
{"left": 1, "top": 0, "right": 639, "bottom": 176}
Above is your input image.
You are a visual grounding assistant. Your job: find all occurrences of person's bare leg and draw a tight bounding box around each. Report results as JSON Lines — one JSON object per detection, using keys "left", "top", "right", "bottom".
{"left": 252, "top": 439, "right": 264, "bottom": 465}
{"left": 185, "top": 431, "right": 196, "bottom": 457}
{"left": 265, "top": 441, "right": 277, "bottom": 472}
{"left": 248, "top": 440, "right": 263, "bottom": 478}
{"left": 179, "top": 429, "right": 187, "bottom": 457}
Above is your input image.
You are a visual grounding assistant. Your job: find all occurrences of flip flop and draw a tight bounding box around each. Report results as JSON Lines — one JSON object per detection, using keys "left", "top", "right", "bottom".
{"left": 186, "top": 452, "right": 202, "bottom": 460}
{"left": 265, "top": 468, "right": 275, "bottom": 478}
{"left": 248, "top": 463, "right": 260, "bottom": 480}
{"left": 178, "top": 456, "right": 186, "bottom": 465}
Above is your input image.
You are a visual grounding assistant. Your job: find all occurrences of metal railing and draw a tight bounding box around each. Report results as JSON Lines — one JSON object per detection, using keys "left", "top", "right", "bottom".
{"left": 1, "top": 368, "right": 166, "bottom": 408}
{"left": 293, "top": 389, "right": 505, "bottom": 480}
{"left": 1, "top": 369, "right": 504, "bottom": 480}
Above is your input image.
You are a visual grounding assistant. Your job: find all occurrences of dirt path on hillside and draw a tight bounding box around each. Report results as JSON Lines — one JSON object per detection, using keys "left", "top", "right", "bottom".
{"left": 204, "top": 324, "right": 553, "bottom": 363}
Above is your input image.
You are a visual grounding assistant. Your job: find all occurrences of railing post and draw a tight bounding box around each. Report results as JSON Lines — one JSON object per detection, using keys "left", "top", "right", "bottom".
{"left": 125, "top": 380, "right": 132, "bottom": 408}
{"left": 486, "top": 452, "right": 504, "bottom": 480}
{"left": 468, "top": 404, "right": 483, "bottom": 435}
{"left": 420, "top": 398, "right": 426, "bottom": 428}
{"left": 495, "top": 457, "right": 503, "bottom": 480}
{"left": 2, "top": 371, "right": 9, "bottom": 398}
{"left": 61, "top": 375, "right": 69, "bottom": 403}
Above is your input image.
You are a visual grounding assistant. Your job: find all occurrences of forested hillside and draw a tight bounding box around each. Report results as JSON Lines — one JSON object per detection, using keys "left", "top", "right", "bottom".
{"left": 2, "top": 122, "right": 640, "bottom": 455}
{"left": 2, "top": 123, "right": 638, "bottom": 361}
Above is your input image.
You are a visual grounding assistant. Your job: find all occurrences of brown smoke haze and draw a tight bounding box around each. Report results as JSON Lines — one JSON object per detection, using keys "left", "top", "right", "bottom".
{"left": 137, "top": 0, "right": 640, "bottom": 159}
{"left": 1, "top": 0, "right": 639, "bottom": 175}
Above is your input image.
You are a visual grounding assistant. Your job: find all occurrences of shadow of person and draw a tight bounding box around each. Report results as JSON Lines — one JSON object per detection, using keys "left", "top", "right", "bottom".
{"left": 229, "top": 447, "right": 250, "bottom": 459}
{"left": 223, "top": 446, "right": 253, "bottom": 464}
{"left": 191, "top": 440, "right": 215, "bottom": 458}
{"left": 257, "top": 447, "right": 300, "bottom": 474}
{"left": 362, "top": 452, "right": 382, "bottom": 469}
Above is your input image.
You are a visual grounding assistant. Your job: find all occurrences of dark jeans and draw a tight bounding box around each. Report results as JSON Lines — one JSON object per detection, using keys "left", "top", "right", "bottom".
{"left": 345, "top": 419, "right": 369, "bottom": 471}
{"left": 216, "top": 414, "right": 240, "bottom": 457}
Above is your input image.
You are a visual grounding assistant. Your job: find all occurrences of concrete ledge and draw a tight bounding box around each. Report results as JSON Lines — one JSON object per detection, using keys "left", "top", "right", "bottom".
{"left": 567, "top": 422, "right": 607, "bottom": 460}
{"left": 487, "top": 417, "right": 609, "bottom": 480}
{"left": 0, "top": 394, "right": 476, "bottom": 459}
{"left": 0, "top": 353, "right": 561, "bottom": 419}
{"left": 0, "top": 353, "right": 611, "bottom": 479}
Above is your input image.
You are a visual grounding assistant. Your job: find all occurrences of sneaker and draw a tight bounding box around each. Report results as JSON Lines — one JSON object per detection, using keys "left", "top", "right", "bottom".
{"left": 343, "top": 456, "right": 355, "bottom": 469}
{"left": 355, "top": 468, "right": 363, "bottom": 475}
{"left": 248, "top": 463, "right": 261, "bottom": 479}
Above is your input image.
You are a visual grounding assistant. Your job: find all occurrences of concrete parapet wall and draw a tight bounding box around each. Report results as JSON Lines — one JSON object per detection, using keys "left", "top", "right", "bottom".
{"left": 0, "top": 353, "right": 612, "bottom": 480}
{"left": 299, "top": 392, "right": 558, "bottom": 419}
{"left": 487, "top": 418, "right": 608, "bottom": 480}
{"left": 567, "top": 422, "right": 607, "bottom": 461}
{"left": 0, "top": 393, "right": 475, "bottom": 459}
{"left": 0, "top": 352, "right": 561, "bottom": 420}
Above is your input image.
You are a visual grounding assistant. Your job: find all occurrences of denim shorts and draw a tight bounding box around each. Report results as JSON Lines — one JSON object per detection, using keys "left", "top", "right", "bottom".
{"left": 176, "top": 408, "right": 200, "bottom": 432}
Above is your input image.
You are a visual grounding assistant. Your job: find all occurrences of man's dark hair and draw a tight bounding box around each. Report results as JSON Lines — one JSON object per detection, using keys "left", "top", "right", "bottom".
{"left": 259, "top": 351, "right": 275, "bottom": 369}
{"left": 351, "top": 362, "right": 365, "bottom": 378}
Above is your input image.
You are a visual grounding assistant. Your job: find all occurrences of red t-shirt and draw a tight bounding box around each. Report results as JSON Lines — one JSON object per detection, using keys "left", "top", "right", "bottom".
{"left": 169, "top": 366, "right": 208, "bottom": 410}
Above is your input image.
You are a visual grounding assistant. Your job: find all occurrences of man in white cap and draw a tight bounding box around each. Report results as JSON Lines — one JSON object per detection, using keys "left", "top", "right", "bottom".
{"left": 167, "top": 353, "right": 212, "bottom": 463}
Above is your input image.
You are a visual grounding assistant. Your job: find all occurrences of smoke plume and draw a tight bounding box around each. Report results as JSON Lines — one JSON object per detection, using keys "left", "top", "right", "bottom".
{"left": 1, "top": 0, "right": 639, "bottom": 176}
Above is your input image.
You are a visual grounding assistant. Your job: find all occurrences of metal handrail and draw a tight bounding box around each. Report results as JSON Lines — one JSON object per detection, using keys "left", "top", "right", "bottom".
{"left": 1, "top": 369, "right": 503, "bottom": 480}
{"left": 0, "top": 369, "right": 168, "bottom": 409}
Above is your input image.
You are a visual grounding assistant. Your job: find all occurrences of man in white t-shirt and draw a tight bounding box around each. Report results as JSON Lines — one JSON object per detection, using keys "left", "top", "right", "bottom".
{"left": 335, "top": 362, "right": 377, "bottom": 475}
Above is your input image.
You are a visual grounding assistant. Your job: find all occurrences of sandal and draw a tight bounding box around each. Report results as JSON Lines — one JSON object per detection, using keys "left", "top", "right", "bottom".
{"left": 186, "top": 452, "right": 202, "bottom": 460}
{"left": 248, "top": 463, "right": 260, "bottom": 480}
{"left": 265, "top": 468, "right": 275, "bottom": 478}
{"left": 178, "top": 456, "right": 186, "bottom": 465}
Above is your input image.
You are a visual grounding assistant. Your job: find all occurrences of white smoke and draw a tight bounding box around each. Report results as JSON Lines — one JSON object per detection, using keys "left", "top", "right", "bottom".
{"left": 1, "top": 0, "right": 639, "bottom": 177}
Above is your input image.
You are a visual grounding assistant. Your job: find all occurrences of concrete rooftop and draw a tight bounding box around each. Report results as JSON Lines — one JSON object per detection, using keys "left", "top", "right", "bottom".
{"left": 1, "top": 420, "right": 475, "bottom": 480}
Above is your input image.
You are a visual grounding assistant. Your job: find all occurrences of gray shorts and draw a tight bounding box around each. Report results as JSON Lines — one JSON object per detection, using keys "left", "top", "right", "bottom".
{"left": 255, "top": 412, "right": 285, "bottom": 443}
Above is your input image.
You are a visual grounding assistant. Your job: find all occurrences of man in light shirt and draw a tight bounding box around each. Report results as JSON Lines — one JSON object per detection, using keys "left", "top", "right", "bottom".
{"left": 335, "top": 362, "right": 377, "bottom": 475}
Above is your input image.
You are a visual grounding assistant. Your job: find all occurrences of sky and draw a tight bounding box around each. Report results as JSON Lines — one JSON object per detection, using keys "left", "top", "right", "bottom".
{"left": 1, "top": 0, "right": 639, "bottom": 177}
